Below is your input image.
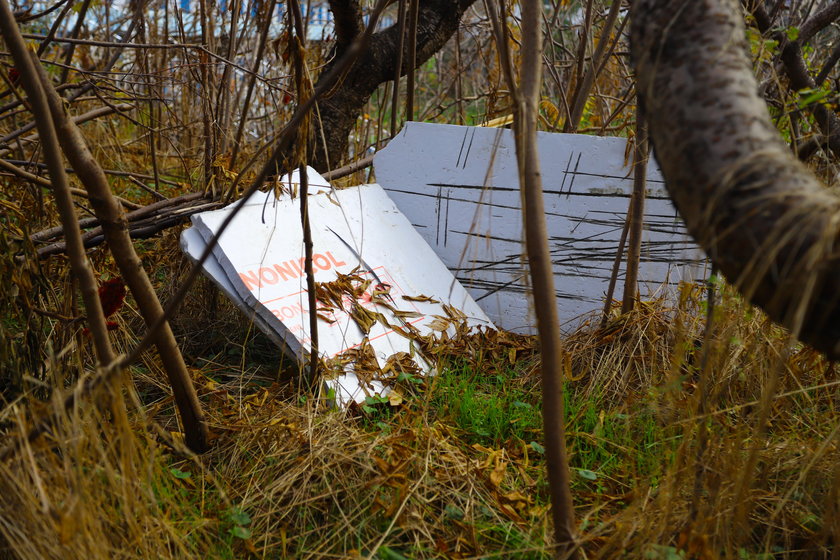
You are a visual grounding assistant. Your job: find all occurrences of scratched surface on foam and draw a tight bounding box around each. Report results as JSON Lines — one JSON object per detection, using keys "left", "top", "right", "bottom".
{"left": 374, "top": 122, "right": 708, "bottom": 333}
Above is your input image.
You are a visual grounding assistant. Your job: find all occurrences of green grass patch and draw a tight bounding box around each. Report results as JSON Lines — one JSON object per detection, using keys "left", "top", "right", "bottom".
{"left": 427, "top": 359, "right": 543, "bottom": 446}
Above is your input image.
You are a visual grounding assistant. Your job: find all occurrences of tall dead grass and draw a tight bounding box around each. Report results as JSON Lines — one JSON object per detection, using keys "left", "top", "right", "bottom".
{"left": 1, "top": 279, "right": 837, "bottom": 559}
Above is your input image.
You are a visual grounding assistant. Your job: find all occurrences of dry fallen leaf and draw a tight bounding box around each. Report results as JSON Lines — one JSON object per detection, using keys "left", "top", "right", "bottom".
{"left": 402, "top": 294, "right": 440, "bottom": 303}
{"left": 388, "top": 391, "right": 403, "bottom": 406}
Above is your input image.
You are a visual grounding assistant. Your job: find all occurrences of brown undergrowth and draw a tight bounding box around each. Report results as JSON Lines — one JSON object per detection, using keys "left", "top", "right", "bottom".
{"left": 1, "top": 260, "right": 838, "bottom": 559}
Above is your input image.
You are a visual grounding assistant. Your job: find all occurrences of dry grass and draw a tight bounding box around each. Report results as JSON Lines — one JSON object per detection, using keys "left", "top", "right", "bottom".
{"left": 1, "top": 272, "right": 838, "bottom": 559}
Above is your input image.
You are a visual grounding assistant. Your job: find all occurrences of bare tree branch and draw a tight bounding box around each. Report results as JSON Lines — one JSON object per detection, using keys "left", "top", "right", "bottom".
{"left": 35, "top": 58, "right": 210, "bottom": 453}
{"left": 564, "top": 0, "right": 623, "bottom": 133}
{"left": 279, "top": 0, "right": 478, "bottom": 171}
{"left": 0, "top": 103, "right": 134, "bottom": 157}
{"left": 0, "top": 157, "right": 141, "bottom": 210}
{"left": 745, "top": 1, "right": 840, "bottom": 159}
{"left": 799, "top": 1, "right": 840, "bottom": 45}
{"left": 621, "top": 116, "right": 648, "bottom": 313}
{"left": 329, "top": 0, "right": 364, "bottom": 48}
{"left": 814, "top": 39, "right": 840, "bottom": 87}
{"left": 0, "top": 0, "right": 116, "bottom": 369}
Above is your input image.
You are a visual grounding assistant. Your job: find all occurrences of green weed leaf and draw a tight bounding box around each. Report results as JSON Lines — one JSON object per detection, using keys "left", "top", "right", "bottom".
{"left": 229, "top": 509, "right": 251, "bottom": 526}
{"left": 169, "top": 467, "right": 191, "bottom": 479}
{"left": 644, "top": 544, "right": 686, "bottom": 559}
{"left": 376, "top": 546, "right": 410, "bottom": 560}
{"left": 798, "top": 87, "right": 831, "bottom": 108}
{"left": 229, "top": 525, "right": 252, "bottom": 539}
{"left": 444, "top": 504, "right": 465, "bottom": 520}
{"left": 578, "top": 469, "right": 598, "bottom": 481}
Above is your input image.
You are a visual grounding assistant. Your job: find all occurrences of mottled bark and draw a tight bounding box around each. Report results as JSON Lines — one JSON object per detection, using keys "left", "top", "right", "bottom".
{"left": 631, "top": 0, "right": 840, "bottom": 359}
{"left": 329, "top": 0, "right": 364, "bottom": 48}
{"left": 276, "top": 0, "right": 477, "bottom": 172}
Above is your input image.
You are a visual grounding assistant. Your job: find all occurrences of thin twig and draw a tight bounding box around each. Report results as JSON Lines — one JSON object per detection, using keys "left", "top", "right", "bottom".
{"left": 0, "top": 0, "right": 117, "bottom": 463}
{"left": 621, "top": 115, "right": 648, "bottom": 313}
{"left": 514, "top": 2, "right": 579, "bottom": 556}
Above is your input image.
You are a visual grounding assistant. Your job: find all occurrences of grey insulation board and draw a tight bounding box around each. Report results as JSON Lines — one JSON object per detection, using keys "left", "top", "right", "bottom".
{"left": 374, "top": 122, "right": 708, "bottom": 333}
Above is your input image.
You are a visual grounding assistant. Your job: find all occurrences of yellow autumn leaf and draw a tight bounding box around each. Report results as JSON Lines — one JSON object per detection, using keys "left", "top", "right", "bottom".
{"left": 490, "top": 459, "right": 507, "bottom": 488}
{"left": 540, "top": 98, "right": 560, "bottom": 124}
{"left": 388, "top": 390, "right": 403, "bottom": 407}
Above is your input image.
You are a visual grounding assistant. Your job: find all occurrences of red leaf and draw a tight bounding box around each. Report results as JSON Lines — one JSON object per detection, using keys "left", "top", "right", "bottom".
{"left": 98, "top": 277, "right": 126, "bottom": 318}
{"left": 81, "top": 280, "right": 125, "bottom": 336}
{"left": 8, "top": 67, "right": 20, "bottom": 84}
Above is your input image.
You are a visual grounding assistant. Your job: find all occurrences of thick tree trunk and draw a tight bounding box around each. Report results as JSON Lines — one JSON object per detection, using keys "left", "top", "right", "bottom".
{"left": 276, "top": 0, "right": 477, "bottom": 172}
{"left": 631, "top": 0, "right": 840, "bottom": 359}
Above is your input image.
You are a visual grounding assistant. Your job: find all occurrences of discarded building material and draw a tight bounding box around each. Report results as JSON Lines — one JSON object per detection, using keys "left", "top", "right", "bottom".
{"left": 373, "top": 122, "right": 707, "bottom": 333}
{"left": 181, "top": 167, "right": 493, "bottom": 404}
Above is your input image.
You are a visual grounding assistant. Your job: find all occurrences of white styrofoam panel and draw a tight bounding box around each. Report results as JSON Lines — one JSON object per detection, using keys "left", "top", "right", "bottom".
{"left": 374, "top": 122, "right": 708, "bottom": 332}
{"left": 180, "top": 167, "right": 494, "bottom": 404}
